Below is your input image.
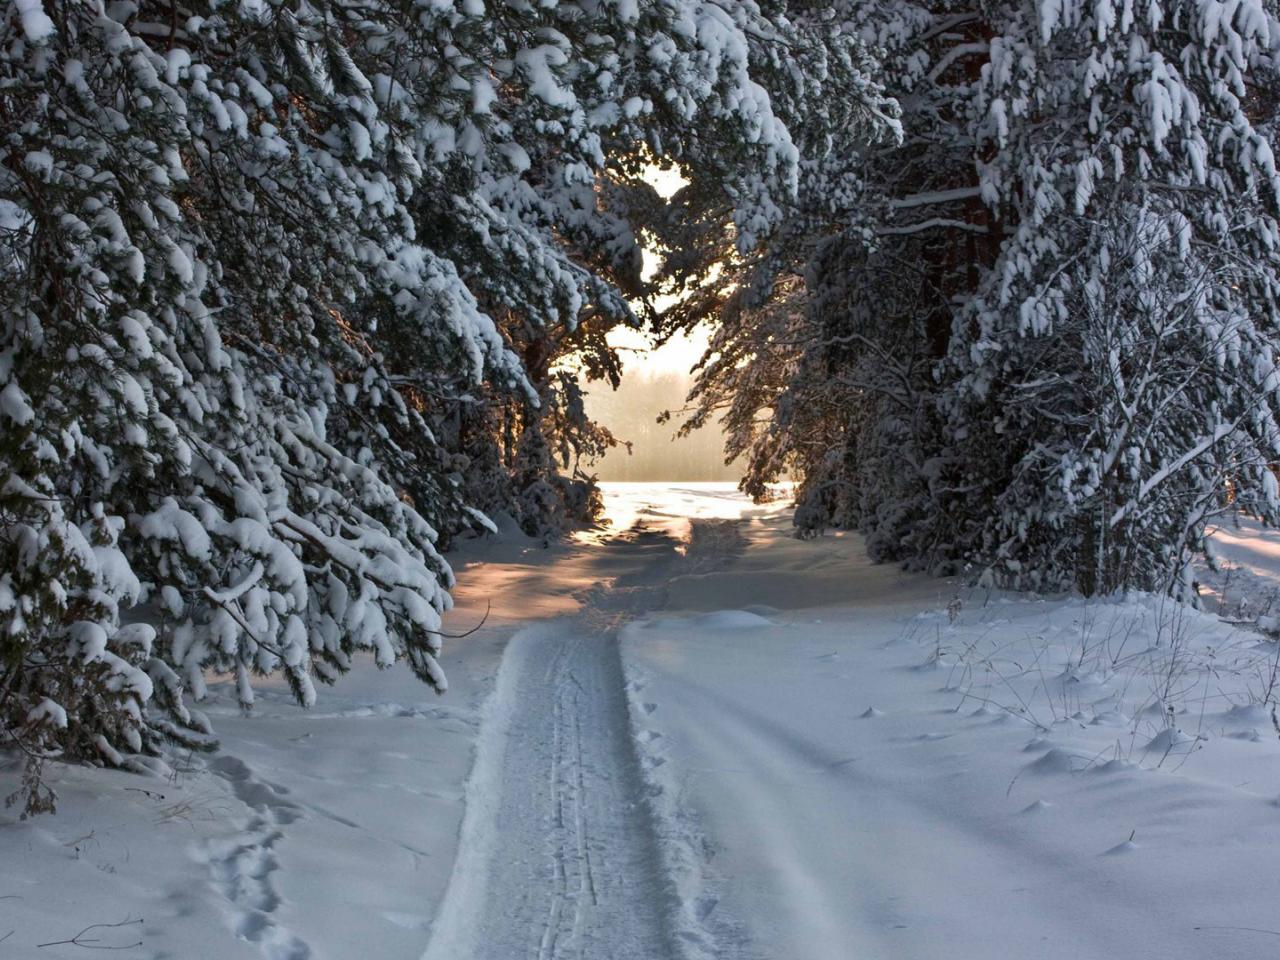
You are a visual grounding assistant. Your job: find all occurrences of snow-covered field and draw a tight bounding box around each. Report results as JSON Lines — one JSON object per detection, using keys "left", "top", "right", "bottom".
{"left": 7, "top": 484, "right": 1280, "bottom": 958}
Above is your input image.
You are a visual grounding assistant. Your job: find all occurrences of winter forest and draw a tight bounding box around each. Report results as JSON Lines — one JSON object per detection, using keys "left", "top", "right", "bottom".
{"left": 5, "top": 1, "right": 1280, "bottom": 958}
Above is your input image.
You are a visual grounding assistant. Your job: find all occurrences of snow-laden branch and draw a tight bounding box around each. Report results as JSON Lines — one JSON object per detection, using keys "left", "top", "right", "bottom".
{"left": 876, "top": 217, "right": 990, "bottom": 236}
{"left": 886, "top": 186, "right": 983, "bottom": 210}
{"left": 1109, "top": 419, "right": 1242, "bottom": 529}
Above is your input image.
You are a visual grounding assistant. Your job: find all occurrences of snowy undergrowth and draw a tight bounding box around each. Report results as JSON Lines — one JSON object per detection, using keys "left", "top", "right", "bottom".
{"left": 920, "top": 593, "right": 1280, "bottom": 776}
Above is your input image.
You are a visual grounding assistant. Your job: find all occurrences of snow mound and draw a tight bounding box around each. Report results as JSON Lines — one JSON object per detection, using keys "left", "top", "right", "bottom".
{"left": 1027, "top": 747, "right": 1082, "bottom": 774}
{"left": 694, "top": 609, "right": 775, "bottom": 629}
{"left": 1144, "top": 727, "right": 1196, "bottom": 753}
{"left": 1223, "top": 703, "right": 1271, "bottom": 726}
{"left": 1102, "top": 837, "right": 1139, "bottom": 856}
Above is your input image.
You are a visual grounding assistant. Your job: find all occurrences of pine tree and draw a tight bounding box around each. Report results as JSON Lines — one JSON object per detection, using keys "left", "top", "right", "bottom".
{"left": 671, "top": 0, "right": 1280, "bottom": 596}
{"left": 1, "top": 0, "right": 895, "bottom": 810}
{"left": 950, "top": 0, "right": 1280, "bottom": 595}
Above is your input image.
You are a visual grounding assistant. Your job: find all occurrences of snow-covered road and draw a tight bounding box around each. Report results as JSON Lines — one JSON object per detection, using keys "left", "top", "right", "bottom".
{"left": 424, "top": 516, "right": 754, "bottom": 960}
{"left": 426, "top": 621, "right": 673, "bottom": 960}
{"left": 430, "top": 484, "right": 1280, "bottom": 960}
{"left": 10, "top": 484, "right": 1280, "bottom": 959}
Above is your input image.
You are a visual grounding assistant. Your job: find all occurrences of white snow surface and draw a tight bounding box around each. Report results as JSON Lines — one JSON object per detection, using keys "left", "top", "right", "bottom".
{"left": 7, "top": 483, "right": 1280, "bottom": 959}
{"left": 0, "top": 525, "right": 582, "bottom": 958}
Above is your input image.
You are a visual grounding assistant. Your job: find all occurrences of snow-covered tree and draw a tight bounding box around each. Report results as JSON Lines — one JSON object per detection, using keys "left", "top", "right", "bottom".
{"left": 950, "top": 0, "right": 1280, "bottom": 595}
{"left": 673, "top": 0, "right": 1280, "bottom": 597}
{"left": 665, "top": 0, "right": 975, "bottom": 548}
{"left": 1, "top": 0, "right": 895, "bottom": 811}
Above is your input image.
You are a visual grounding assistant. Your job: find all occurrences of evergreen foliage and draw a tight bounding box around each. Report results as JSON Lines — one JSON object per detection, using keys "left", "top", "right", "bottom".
{"left": 11, "top": 0, "right": 1278, "bottom": 816}
{"left": 671, "top": 0, "right": 1280, "bottom": 598}
{"left": 0, "top": 0, "right": 893, "bottom": 808}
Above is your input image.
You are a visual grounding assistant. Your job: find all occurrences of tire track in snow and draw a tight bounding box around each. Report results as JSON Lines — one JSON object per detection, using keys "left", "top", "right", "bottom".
{"left": 424, "top": 521, "right": 744, "bottom": 960}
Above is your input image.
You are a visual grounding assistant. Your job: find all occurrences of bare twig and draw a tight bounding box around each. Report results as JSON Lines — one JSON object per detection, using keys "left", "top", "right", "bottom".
{"left": 435, "top": 600, "right": 492, "bottom": 640}
{"left": 1193, "top": 925, "right": 1280, "bottom": 937}
{"left": 36, "top": 917, "right": 143, "bottom": 950}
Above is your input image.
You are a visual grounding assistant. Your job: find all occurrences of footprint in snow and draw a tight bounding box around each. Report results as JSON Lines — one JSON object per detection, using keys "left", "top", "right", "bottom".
{"left": 201, "top": 756, "right": 313, "bottom": 960}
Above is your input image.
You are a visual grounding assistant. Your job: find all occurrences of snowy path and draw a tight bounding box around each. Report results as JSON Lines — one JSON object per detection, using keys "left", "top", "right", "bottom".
{"left": 424, "top": 517, "right": 750, "bottom": 960}
{"left": 427, "top": 622, "right": 674, "bottom": 960}
{"left": 616, "top": 488, "right": 1280, "bottom": 960}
